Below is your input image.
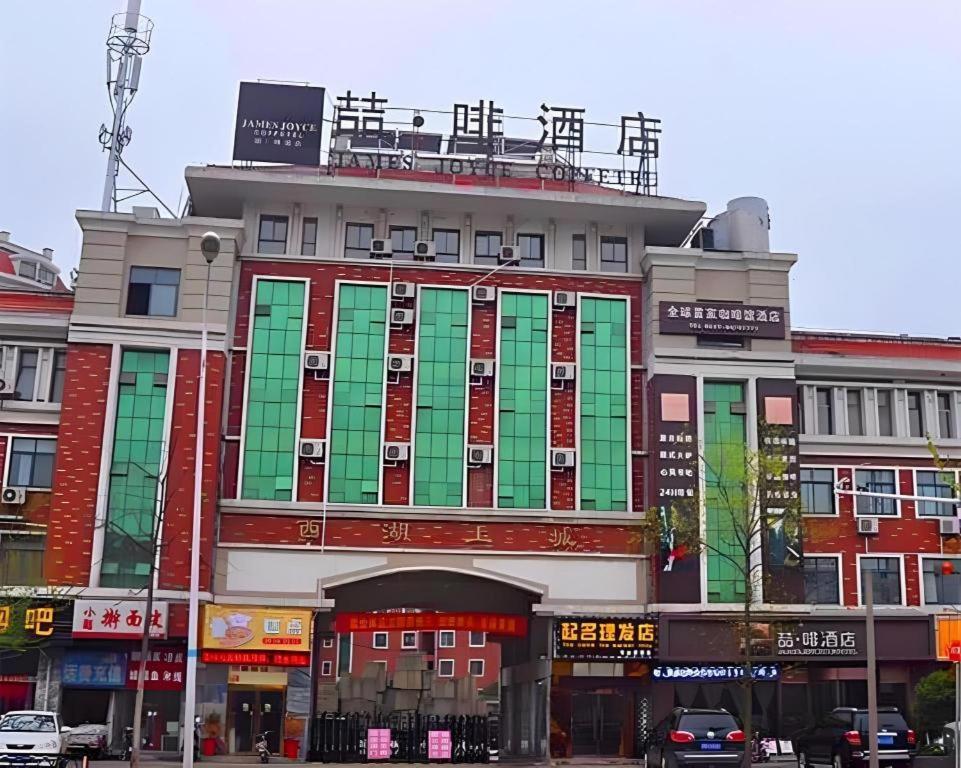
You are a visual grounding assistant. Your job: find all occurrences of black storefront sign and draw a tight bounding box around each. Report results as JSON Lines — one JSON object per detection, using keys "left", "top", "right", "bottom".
{"left": 659, "top": 301, "right": 786, "bottom": 340}
{"left": 774, "top": 625, "right": 860, "bottom": 657}
{"left": 233, "top": 82, "right": 325, "bottom": 165}
{"left": 554, "top": 617, "right": 657, "bottom": 660}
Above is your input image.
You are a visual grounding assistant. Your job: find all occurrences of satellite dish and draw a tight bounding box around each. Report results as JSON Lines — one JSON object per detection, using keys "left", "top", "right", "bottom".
{"left": 412, "top": 115, "right": 425, "bottom": 128}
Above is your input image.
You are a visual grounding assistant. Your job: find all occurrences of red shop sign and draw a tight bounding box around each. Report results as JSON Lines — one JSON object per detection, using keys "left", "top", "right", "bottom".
{"left": 334, "top": 612, "right": 527, "bottom": 637}
{"left": 126, "top": 646, "right": 186, "bottom": 691}
{"left": 200, "top": 649, "right": 311, "bottom": 667}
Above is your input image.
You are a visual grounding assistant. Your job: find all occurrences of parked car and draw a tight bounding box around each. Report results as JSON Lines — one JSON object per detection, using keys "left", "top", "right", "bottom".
{"left": 645, "top": 707, "right": 746, "bottom": 768}
{"left": 794, "top": 706, "right": 916, "bottom": 768}
{"left": 0, "top": 710, "right": 70, "bottom": 763}
{"left": 64, "top": 722, "right": 108, "bottom": 759}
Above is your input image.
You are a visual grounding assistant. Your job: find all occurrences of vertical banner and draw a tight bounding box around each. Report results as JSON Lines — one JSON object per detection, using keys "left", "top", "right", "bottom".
{"left": 756, "top": 379, "right": 803, "bottom": 603}
{"left": 649, "top": 374, "right": 700, "bottom": 603}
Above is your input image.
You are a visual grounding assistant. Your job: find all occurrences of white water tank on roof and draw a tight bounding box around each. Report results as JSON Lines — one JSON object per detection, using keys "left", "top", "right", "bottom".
{"left": 705, "top": 197, "right": 770, "bottom": 252}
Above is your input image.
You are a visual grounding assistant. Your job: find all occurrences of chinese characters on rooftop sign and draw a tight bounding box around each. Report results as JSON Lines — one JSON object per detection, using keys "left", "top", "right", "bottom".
{"left": 659, "top": 302, "right": 787, "bottom": 340}
{"left": 334, "top": 611, "right": 527, "bottom": 637}
{"left": 71, "top": 599, "right": 168, "bottom": 639}
{"left": 554, "top": 617, "right": 658, "bottom": 660}
{"left": 233, "top": 82, "right": 325, "bottom": 166}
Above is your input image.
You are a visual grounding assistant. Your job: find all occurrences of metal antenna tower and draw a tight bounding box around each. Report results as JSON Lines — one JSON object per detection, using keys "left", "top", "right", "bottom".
{"left": 99, "top": 0, "right": 153, "bottom": 212}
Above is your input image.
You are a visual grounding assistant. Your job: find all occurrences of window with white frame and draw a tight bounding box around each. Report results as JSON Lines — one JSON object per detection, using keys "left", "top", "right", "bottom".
{"left": 916, "top": 470, "right": 958, "bottom": 517}
{"left": 937, "top": 393, "right": 955, "bottom": 439}
{"left": 48, "top": 350, "right": 67, "bottom": 403}
{"left": 438, "top": 630, "right": 455, "bottom": 648}
{"left": 876, "top": 390, "right": 895, "bottom": 436}
{"left": 402, "top": 631, "right": 418, "bottom": 649}
{"left": 372, "top": 632, "right": 388, "bottom": 649}
{"left": 469, "top": 659, "right": 484, "bottom": 677}
{"left": 815, "top": 387, "right": 833, "bottom": 435}
{"left": 800, "top": 468, "right": 835, "bottom": 515}
{"left": 907, "top": 391, "right": 925, "bottom": 438}
{"left": 13, "top": 349, "right": 39, "bottom": 401}
{"left": 855, "top": 469, "right": 897, "bottom": 516}
{"left": 860, "top": 557, "right": 902, "bottom": 605}
{"left": 438, "top": 659, "right": 454, "bottom": 677}
{"left": 321, "top": 660, "right": 333, "bottom": 676}
{"left": 803, "top": 557, "right": 840, "bottom": 604}
{"left": 468, "top": 631, "right": 485, "bottom": 647}
{"left": 8, "top": 438, "right": 56, "bottom": 488}
{"left": 846, "top": 390, "right": 864, "bottom": 436}
{"left": 923, "top": 558, "right": 961, "bottom": 605}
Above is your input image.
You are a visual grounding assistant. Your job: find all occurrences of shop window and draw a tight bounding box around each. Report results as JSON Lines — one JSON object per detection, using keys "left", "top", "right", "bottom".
{"left": 13, "top": 349, "right": 39, "bottom": 401}
{"left": 938, "top": 393, "right": 955, "bottom": 439}
{"left": 8, "top": 437, "right": 56, "bottom": 488}
{"left": 907, "top": 392, "right": 924, "bottom": 437}
{"left": 916, "top": 470, "right": 957, "bottom": 517}
{"left": 321, "top": 661, "right": 333, "bottom": 676}
{"left": 432, "top": 229, "right": 460, "bottom": 263}
{"left": 803, "top": 557, "right": 840, "bottom": 604}
{"left": 473, "top": 231, "right": 502, "bottom": 265}
{"left": 469, "top": 631, "right": 485, "bottom": 647}
{"left": 257, "top": 215, "right": 288, "bottom": 254}
{"left": 438, "top": 659, "right": 454, "bottom": 677}
{"left": 438, "top": 630, "right": 455, "bottom": 648}
{"left": 402, "top": 631, "right": 418, "bottom": 649}
{"left": 800, "top": 468, "right": 835, "bottom": 515}
{"left": 855, "top": 469, "right": 897, "bottom": 516}
{"left": 469, "top": 659, "right": 484, "bottom": 677}
{"left": 344, "top": 223, "right": 374, "bottom": 259}
{"left": 815, "top": 388, "right": 833, "bottom": 435}
{"left": 923, "top": 558, "right": 961, "bottom": 605}
{"left": 846, "top": 390, "right": 864, "bottom": 435}
{"left": 373, "top": 632, "right": 388, "bottom": 649}
{"left": 126, "top": 267, "right": 180, "bottom": 317}
{"left": 600, "top": 236, "right": 628, "bottom": 273}
{"left": 572, "top": 234, "right": 586, "bottom": 270}
{"left": 390, "top": 226, "right": 418, "bottom": 260}
{"left": 860, "top": 557, "right": 902, "bottom": 605}
{"left": 0, "top": 534, "right": 44, "bottom": 586}
{"left": 301, "top": 217, "right": 318, "bottom": 256}
{"left": 877, "top": 390, "right": 894, "bottom": 436}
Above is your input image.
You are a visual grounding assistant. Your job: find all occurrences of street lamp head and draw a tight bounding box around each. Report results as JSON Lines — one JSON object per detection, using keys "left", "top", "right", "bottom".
{"left": 200, "top": 231, "right": 221, "bottom": 264}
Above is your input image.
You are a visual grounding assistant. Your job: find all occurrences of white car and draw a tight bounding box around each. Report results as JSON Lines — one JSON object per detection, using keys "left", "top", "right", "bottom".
{"left": 0, "top": 711, "right": 70, "bottom": 764}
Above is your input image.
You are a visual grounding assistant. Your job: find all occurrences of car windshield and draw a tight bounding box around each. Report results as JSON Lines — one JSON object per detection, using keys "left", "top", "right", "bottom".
{"left": 678, "top": 713, "right": 739, "bottom": 738}
{"left": 854, "top": 713, "right": 908, "bottom": 732}
{"left": 0, "top": 714, "right": 56, "bottom": 732}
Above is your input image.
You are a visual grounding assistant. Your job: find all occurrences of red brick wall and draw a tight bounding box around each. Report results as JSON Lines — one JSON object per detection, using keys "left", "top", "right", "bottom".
{"left": 45, "top": 344, "right": 113, "bottom": 585}
{"left": 803, "top": 461, "right": 953, "bottom": 607}
{"left": 229, "top": 261, "right": 644, "bottom": 511}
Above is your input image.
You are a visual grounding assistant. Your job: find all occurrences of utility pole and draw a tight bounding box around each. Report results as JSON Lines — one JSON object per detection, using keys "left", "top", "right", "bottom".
{"left": 865, "top": 574, "right": 879, "bottom": 768}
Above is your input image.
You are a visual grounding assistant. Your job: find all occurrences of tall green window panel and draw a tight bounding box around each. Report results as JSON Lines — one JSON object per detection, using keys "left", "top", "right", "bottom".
{"left": 100, "top": 349, "right": 170, "bottom": 588}
{"left": 704, "top": 381, "right": 748, "bottom": 603}
{"left": 497, "top": 293, "right": 549, "bottom": 509}
{"left": 327, "top": 284, "right": 388, "bottom": 504}
{"left": 241, "top": 279, "right": 306, "bottom": 501}
{"left": 579, "top": 297, "right": 629, "bottom": 511}
{"left": 413, "top": 288, "right": 469, "bottom": 506}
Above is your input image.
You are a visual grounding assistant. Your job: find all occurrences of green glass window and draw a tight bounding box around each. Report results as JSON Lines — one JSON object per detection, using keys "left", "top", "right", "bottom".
{"left": 100, "top": 349, "right": 170, "bottom": 588}
{"left": 704, "top": 381, "right": 748, "bottom": 603}
{"left": 497, "top": 293, "right": 549, "bottom": 509}
{"left": 241, "top": 279, "right": 306, "bottom": 501}
{"left": 579, "top": 297, "right": 629, "bottom": 511}
{"left": 327, "top": 284, "right": 388, "bottom": 504}
{"left": 413, "top": 288, "right": 469, "bottom": 506}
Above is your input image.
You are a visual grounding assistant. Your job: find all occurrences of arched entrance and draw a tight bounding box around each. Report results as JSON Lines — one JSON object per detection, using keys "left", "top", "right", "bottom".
{"left": 313, "top": 567, "right": 551, "bottom": 761}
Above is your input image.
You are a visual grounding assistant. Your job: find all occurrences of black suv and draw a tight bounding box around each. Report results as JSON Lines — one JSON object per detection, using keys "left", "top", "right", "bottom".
{"left": 645, "top": 707, "right": 746, "bottom": 768}
{"left": 794, "top": 707, "right": 916, "bottom": 768}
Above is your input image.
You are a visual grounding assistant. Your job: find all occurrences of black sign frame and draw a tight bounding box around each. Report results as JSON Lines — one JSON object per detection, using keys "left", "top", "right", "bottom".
{"left": 233, "top": 82, "right": 325, "bottom": 166}
{"left": 554, "top": 616, "right": 658, "bottom": 660}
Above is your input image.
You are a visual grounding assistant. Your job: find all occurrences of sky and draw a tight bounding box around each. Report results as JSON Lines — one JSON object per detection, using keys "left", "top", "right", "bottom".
{"left": 1, "top": 1, "right": 958, "bottom": 336}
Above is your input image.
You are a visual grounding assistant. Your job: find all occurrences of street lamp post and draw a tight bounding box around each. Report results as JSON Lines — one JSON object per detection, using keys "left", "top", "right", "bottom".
{"left": 183, "top": 232, "right": 220, "bottom": 768}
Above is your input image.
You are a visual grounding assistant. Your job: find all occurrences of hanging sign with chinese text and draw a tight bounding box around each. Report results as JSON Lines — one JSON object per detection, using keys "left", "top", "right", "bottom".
{"left": 652, "top": 664, "right": 781, "bottom": 682}
{"left": 71, "top": 600, "right": 168, "bottom": 639}
{"left": 126, "top": 646, "right": 186, "bottom": 691}
{"left": 659, "top": 302, "right": 786, "bottom": 340}
{"left": 200, "top": 649, "right": 311, "bottom": 667}
{"left": 775, "top": 626, "right": 859, "bottom": 657}
{"left": 554, "top": 617, "right": 657, "bottom": 660}
{"left": 201, "top": 606, "right": 312, "bottom": 652}
{"left": 61, "top": 650, "right": 127, "bottom": 688}
{"left": 334, "top": 611, "right": 527, "bottom": 637}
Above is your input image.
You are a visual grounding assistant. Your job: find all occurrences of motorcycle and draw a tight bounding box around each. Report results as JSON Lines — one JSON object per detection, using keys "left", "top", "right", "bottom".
{"left": 121, "top": 727, "right": 133, "bottom": 762}
{"left": 751, "top": 733, "right": 771, "bottom": 763}
{"left": 255, "top": 730, "right": 271, "bottom": 764}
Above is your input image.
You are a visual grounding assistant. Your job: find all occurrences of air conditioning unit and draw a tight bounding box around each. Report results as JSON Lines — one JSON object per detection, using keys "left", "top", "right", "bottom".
{"left": 470, "top": 359, "right": 494, "bottom": 378}
{"left": 1, "top": 487, "right": 25, "bottom": 504}
{"left": 304, "top": 351, "right": 329, "bottom": 372}
{"left": 498, "top": 244, "right": 520, "bottom": 264}
{"left": 384, "top": 442, "right": 410, "bottom": 463}
{"left": 940, "top": 518, "right": 960, "bottom": 536}
{"left": 551, "top": 449, "right": 576, "bottom": 469}
{"left": 551, "top": 363, "right": 576, "bottom": 381}
{"left": 387, "top": 354, "right": 413, "bottom": 373}
{"left": 413, "top": 241, "right": 436, "bottom": 261}
{"left": 467, "top": 445, "right": 493, "bottom": 465}
{"left": 369, "top": 239, "right": 392, "bottom": 258}
{"left": 472, "top": 285, "right": 497, "bottom": 303}
{"left": 299, "top": 439, "right": 326, "bottom": 460}
{"left": 857, "top": 517, "right": 879, "bottom": 535}
{"left": 390, "top": 308, "right": 414, "bottom": 327}
{"left": 392, "top": 281, "right": 416, "bottom": 300}
{"left": 554, "top": 291, "right": 577, "bottom": 309}
{"left": 0, "top": 377, "right": 14, "bottom": 396}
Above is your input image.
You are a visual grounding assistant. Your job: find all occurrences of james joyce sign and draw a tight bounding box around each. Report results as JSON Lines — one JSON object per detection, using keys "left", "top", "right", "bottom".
{"left": 659, "top": 302, "right": 786, "bottom": 340}
{"left": 233, "top": 82, "right": 325, "bottom": 166}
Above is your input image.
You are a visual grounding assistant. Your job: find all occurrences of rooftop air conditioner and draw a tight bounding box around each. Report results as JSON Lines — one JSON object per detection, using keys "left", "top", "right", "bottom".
{"left": 1, "top": 487, "right": 25, "bottom": 504}
{"left": 384, "top": 442, "right": 410, "bottom": 463}
{"left": 467, "top": 445, "right": 493, "bottom": 465}
{"left": 554, "top": 291, "right": 577, "bottom": 309}
{"left": 551, "top": 449, "right": 575, "bottom": 469}
{"left": 413, "top": 241, "right": 436, "bottom": 261}
{"left": 299, "top": 439, "right": 326, "bottom": 461}
{"left": 392, "top": 282, "right": 416, "bottom": 300}
{"left": 857, "top": 517, "right": 879, "bottom": 535}
{"left": 472, "top": 285, "right": 496, "bottom": 303}
{"left": 369, "top": 239, "right": 392, "bottom": 258}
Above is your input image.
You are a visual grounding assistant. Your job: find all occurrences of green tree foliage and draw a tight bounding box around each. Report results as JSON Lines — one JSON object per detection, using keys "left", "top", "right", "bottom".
{"left": 915, "top": 669, "right": 956, "bottom": 735}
